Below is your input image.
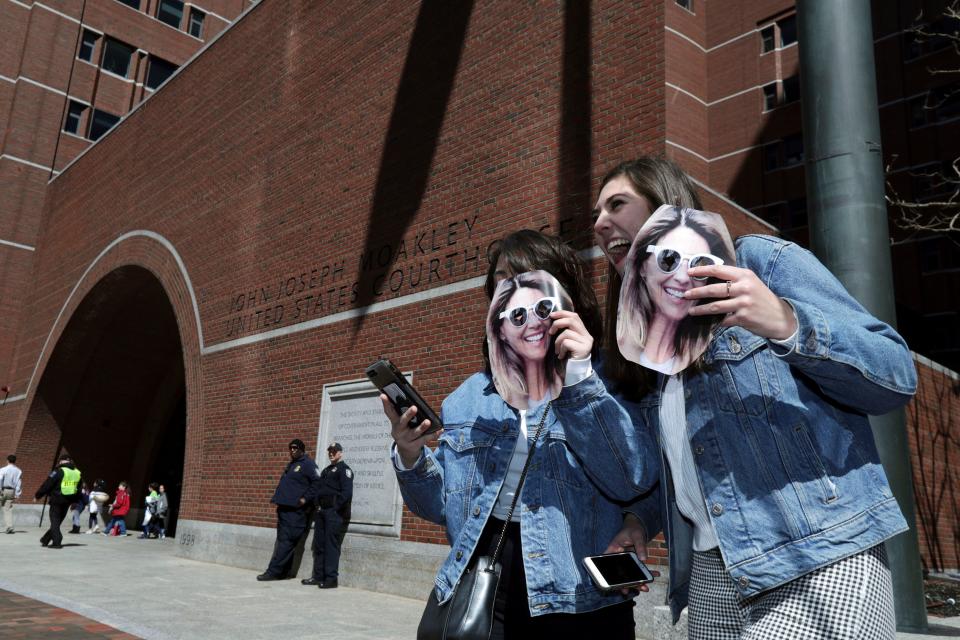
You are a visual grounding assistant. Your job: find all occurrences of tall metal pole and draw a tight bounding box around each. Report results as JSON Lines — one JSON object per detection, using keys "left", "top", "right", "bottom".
{"left": 797, "top": 0, "right": 927, "bottom": 632}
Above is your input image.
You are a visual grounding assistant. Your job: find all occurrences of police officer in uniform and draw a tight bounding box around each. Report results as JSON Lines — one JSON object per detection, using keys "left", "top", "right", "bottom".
{"left": 302, "top": 442, "right": 353, "bottom": 589}
{"left": 257, "top": 439, "right": 321, "bottom": 581}
{"left": 34, "top": 454, "right": 81, "bottom": 549}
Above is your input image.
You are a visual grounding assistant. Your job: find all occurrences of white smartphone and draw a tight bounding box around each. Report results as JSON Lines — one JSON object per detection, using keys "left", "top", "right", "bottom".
{"left": 582, "top": 552, "right": 654, "bottom": 591}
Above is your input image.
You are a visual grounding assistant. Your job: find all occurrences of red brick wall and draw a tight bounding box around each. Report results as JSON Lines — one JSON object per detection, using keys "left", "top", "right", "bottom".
{"left": 908, "top": 359, "right": 960, "bottom": 573}
{"left": 5, "top": 0, "right": 667, "bottom": 546}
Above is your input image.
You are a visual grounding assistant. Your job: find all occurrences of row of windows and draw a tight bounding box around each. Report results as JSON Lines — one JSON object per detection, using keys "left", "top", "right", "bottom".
{"left": 79, "top": 29, "right": 179, "bottom": 90}
{"left": 116, "top": 0, "right": 205, "bottom": 39}
{"left": 759, "top": 15, "right": 797, "bottom": 54}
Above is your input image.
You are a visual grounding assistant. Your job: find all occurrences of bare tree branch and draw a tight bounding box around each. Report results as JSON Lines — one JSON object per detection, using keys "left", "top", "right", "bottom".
{"left": 887, "top": 4, "right": 960, "bottom": 236}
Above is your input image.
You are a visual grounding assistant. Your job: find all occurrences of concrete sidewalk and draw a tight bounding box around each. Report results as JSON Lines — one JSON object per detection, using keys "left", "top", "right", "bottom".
{"left": 0, "top": 521, "right": 422, "bottom": 639}
{"left": 1, "top": 518, "right": 958, "bottom": 640}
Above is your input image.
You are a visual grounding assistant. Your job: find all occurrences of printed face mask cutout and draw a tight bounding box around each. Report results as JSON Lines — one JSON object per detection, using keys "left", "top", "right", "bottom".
{"left": 487, "top": 270, "right": 572, "bottom": 409}
{"left": 617, "top": 204, "right": 736, "bottom": 375}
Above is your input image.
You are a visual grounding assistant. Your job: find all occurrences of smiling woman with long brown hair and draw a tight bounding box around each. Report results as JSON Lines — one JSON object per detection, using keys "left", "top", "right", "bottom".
{"left": 595, "top": 156, "right": 917, "bottom": 639}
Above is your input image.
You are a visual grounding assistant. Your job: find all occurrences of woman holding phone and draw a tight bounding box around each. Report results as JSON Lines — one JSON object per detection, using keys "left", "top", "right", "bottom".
{"left": 594, "top": 157, "right": 917, "bottom": 639}
{"left": 383, "top": 230, "right": 658, "bottom": 638}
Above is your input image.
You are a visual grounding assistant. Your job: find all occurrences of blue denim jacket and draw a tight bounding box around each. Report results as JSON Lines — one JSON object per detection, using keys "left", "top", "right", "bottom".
{"left": 395, "top": 371, "right": 660, "bottom": 616}
{"left": 621, "top": 235, "right": 917, "bottom": 622}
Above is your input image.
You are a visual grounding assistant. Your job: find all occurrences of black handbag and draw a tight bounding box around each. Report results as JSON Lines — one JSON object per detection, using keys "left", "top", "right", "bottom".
{"left": 417, "top": 402, "right": 551, "bottom": 640}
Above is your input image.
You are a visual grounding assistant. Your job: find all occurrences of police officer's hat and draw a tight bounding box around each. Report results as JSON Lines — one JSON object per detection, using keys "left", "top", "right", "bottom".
{"left": 288, "top": 439, "right": 306, "bottom": 451}
{"left": 326, "top": 442, "right": 343, "bottom": 452}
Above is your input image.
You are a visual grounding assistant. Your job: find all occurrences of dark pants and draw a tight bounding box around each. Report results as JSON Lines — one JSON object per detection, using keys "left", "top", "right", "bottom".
{"left": 265, "top": 506, "right": 311, "bottom": 578}
{"left": 476, "top": 517, "right": 636, "bottom": 640}
{"left": 40, "top": 502, "right": 67, "bottom": 547}
{"left": 311, "top": 508, "right": 348, "bottom": 581}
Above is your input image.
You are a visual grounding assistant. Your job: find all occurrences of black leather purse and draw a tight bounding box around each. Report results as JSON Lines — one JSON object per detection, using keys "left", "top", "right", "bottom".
{"left": 417, "top": 402, "right": 552, "bottom": 640}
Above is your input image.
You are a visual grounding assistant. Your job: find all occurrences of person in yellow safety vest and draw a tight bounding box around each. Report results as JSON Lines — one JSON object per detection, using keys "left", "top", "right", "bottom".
{"left": 34, "top": 455, "right": 82, "bottom": 549}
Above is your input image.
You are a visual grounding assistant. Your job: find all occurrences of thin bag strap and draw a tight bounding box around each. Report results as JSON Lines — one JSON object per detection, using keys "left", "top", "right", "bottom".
{"left": 485, "top": 401, "right": 552, "bottom": 570}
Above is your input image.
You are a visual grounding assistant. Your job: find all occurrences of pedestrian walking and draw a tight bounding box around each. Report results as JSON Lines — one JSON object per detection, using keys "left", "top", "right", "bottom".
{"left": 0, "top": 454, "right": 23, "bottom": 534}
{"left": 155, "top": 484, "right": 169, "bottom": 539}
{"left": 87, "top": 479, "right": 109, "bottom": 533}
{"left": 139, "top": 483, "right": 159, "bottom": 538}
{"left": 34, "top": 454, "right": 82, "bottom": 549}
{"left": 257, "top": 439, "right": 321, "bottom": 581}
{"left": 302, "top": 442, "right": 353, "bottom": 589}
{"left": 68, "top": 482, "right": 90, "bottom": 534}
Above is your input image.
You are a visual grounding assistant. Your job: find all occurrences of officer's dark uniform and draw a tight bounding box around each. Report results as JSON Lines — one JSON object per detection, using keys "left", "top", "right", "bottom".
{"left": 260, "top": 445, "right": 321, "bottom": 579}
{"left": 310, "top": 452, "right": 353, "bottom": 587}
{"left": 35, "top": 459, "right": 82, "bottom": 549}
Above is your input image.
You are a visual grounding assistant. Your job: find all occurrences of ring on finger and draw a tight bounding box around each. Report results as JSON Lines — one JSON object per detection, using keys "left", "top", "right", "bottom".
{"left": 725, "top": 281, "right": 732, "bottom": 298}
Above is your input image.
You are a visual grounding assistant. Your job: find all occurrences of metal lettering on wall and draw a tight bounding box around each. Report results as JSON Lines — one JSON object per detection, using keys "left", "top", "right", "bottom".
{"left": 224, "top": 215, "right": 483, "bottom": 339}
{"left": 324, "top": 390, "right": 398, "bottom": 528}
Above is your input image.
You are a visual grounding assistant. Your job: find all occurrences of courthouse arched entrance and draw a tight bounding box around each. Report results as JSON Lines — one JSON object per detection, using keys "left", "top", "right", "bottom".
{"left": 22, "top": 265, "right": 186, "bottom": 535}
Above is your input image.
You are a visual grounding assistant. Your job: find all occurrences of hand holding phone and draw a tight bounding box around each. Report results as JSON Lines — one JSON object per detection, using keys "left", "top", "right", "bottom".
{"left": 366, "top": 359, "right": 442, "bottom": 436}
{"left": 582, "top": 552, "right": 654, "bottom": 592}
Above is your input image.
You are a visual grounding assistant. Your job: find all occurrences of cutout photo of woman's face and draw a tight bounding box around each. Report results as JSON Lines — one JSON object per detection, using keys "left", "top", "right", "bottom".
{"left": 618, "top": 205, "right": 735, "bottom": 375}
{"left": 487, "top": 270, "right": 572, "bottom": 409}
{"left": 641, "top": 225, "right": 712, "bottom": 324}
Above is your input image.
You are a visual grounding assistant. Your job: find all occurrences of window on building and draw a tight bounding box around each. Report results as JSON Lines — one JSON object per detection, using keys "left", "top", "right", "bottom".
{"left": 782, "top": 75, "right": 800, "bottom": 104}
{"left": 762, "top": 83, "right": 778, "bottom": 111}
{"left": 101, "top": 37, "right": 135, "bottom": 77}
{"left": 786, "top": 198, "right": 807, "bottom": 229}
{"left": 911, "top": 83, "right": 960, "bottom": 127}
{"left": 932, "top": 84, "right": 960, "bottom": 122}
{"left": 763, "top": 143, "right": 780, "bottom": 172}
{"left": 910, "top": 95, "right": 930, "bottom": 127}
{"left": 88, "top": 109, "right": 120, "bottom": 141}
{"left": 754, "top": 202, "right": 785, "bottom": 227}
{"left": 64, "top": 100, "right": 87, "bottom": 135}
{"left": 918, "top": 236, "right": 960, "bottom": 273}
{"left": 145, "top": 55, "right": 178, "bottom": 90}
{"left": 760, "top": 26, "right": 775, "bottom": 53}
{"left": 904, "top": 13, "right": 960, "bottom": 61}
{"left": 157, "top": 0, "right": 184, "bottom": 29}
{"left": 779, "top": 15, "right": 797, "bottom": 47}
{"left": 115, "top": 0, "right": 141, "bottom": 9}
{"left": 78, "top": 29, "right": 99, "bottom": 62}
{"left": 910, "top": 162, "right": 954, "bottom": 202}
{"left": 675, "top": 0, "right": 693, "bottom": 12}
{"left": 188, "top": 8, "right": 205, "bottom": 38}
{"left": 783, "top": 134, "right": 804, "bottom": 167}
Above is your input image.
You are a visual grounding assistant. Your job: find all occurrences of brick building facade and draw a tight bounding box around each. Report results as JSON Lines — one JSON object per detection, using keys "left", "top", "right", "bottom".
{"left": 0, "top": 0, "right": 957, "bottom": 603}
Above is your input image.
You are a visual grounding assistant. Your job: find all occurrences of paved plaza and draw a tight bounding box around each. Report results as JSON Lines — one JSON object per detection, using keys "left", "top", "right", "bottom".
{"left": 0, "top": 517, "right": 958, "bottom": 640}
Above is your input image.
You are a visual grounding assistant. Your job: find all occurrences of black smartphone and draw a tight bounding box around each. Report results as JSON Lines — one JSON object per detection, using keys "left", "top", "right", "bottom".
{"left": 582, "top": 552, "right": 655, "bottom": 591}
{"left": 365, "top": 359, "right": 442, "bottom": 435}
